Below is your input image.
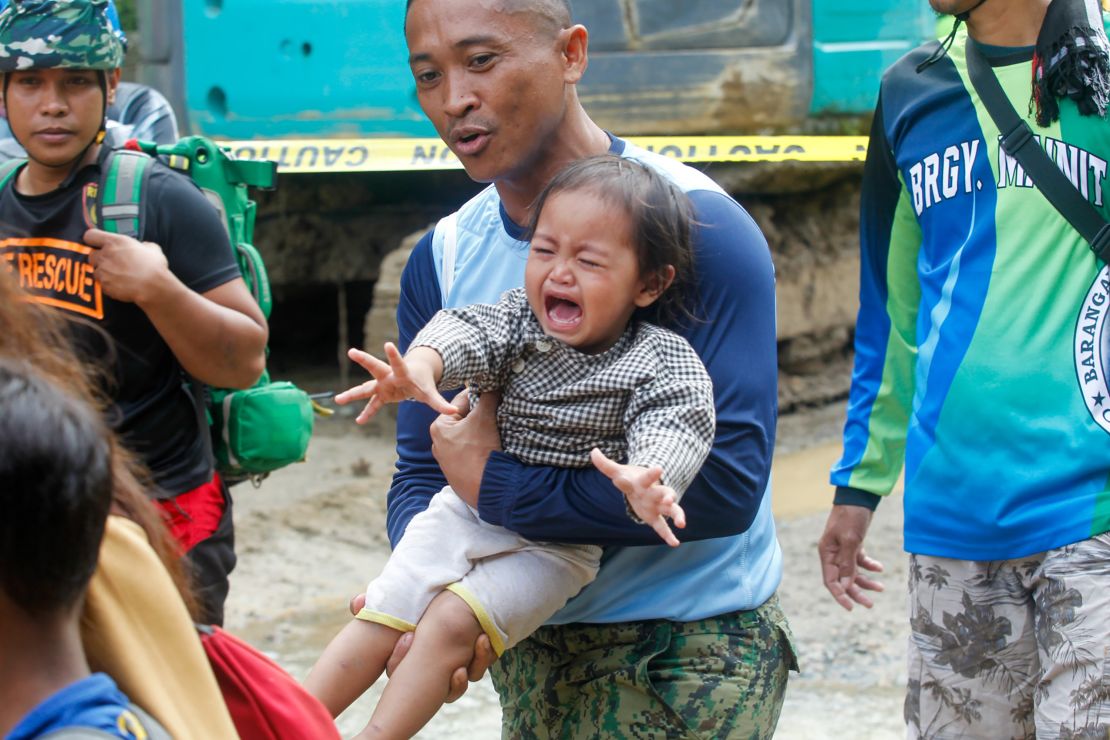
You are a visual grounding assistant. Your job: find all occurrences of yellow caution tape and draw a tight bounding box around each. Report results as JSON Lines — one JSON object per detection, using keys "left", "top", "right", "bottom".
{"left": 222, "top": 136, "right": 870, "bottom": 174}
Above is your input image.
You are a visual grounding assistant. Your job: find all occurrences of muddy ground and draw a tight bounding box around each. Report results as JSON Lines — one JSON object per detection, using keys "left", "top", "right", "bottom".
{"left": 223, "top": 399, "right": 910, "bottom": 739}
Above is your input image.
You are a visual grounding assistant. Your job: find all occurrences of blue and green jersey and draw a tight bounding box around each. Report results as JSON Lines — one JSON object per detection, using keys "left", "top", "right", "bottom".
{"left": 832, "top": 28, "right": 1110, "bottom": 559}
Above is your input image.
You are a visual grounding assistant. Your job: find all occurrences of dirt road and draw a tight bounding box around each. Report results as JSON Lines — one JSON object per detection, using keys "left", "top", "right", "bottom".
{"left": 224, "top": 402, "right": 909, "bottom": 738}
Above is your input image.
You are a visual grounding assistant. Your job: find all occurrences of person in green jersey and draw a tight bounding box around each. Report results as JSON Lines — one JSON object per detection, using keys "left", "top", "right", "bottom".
{"left": 819, "top": 0, "right": 1110, "bottom": 736}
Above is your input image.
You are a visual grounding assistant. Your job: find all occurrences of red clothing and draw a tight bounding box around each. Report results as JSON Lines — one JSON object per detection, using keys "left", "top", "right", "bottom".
{"left": 156, "top": 473, "right": 226, "bottom": 553}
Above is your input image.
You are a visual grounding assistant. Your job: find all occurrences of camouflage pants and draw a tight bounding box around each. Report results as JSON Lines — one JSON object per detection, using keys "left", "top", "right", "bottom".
{"left": 490, "top": 594, "right": 797, "bottom": 739}
{"left": 905, "top": 533, "right": 1110, "bottom": 739}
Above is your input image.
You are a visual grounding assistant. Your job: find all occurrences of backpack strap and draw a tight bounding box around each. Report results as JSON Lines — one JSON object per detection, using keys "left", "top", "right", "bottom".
{"left": 0, "top": 158, "right": 25, "bottom": 191}
{"left": 96, "top": 148, "right": 152, "bottom": 239}
{"left": 122, "top": 703, "right": 173, "bottom": 740}
{"left": 36, "top": 703, "right": 172, "bottom": 740}
{"left": 965, "top": 41, "right": 1110, "bottom": 261}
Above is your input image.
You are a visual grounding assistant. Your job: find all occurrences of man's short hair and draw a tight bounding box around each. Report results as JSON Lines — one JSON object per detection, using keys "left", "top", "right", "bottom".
{"left": 0, "top": 359, "right": 112, "bottom": 617}
{"left": 405, "top": 0, "right": 572, "bottom": 35}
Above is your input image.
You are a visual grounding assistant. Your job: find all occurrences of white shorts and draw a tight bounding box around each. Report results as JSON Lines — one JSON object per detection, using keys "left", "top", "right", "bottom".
{"left": 357, "top": 486, "right": 601, "bottom": 655}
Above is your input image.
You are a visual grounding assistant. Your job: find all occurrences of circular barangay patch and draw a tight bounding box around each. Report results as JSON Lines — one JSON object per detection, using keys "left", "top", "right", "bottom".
{"left": 1075, "top": 264, "right": 1110, "bottom": 435}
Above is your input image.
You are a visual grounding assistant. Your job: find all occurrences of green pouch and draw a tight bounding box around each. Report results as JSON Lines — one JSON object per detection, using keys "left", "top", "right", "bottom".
{"left": 209, "top": 374, "right": 314, "bottom": 478}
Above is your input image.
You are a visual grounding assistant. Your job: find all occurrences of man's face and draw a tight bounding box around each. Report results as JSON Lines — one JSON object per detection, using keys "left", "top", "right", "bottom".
{"left": 4, "top": 68, "right": 112, "bottom": 168}
{"left": 405, "top": 0, "right": 571, "bottom": 184}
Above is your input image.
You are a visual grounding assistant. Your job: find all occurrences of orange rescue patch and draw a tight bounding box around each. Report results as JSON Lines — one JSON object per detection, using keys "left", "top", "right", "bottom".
{"left": 0, "top": 237, "right": 103, "bottom": 319}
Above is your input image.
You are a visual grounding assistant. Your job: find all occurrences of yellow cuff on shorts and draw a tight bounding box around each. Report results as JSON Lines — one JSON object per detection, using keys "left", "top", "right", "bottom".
{"left": 446, "top": 583, "right": 507, "bottom": 656}
{"left": 355, "top": 609, "right": 416, "bottom": 633}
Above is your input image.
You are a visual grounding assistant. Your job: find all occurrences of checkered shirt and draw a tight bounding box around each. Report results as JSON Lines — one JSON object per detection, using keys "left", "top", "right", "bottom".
{"left": 411, "top": 288, "right": 715, "bottom": 497}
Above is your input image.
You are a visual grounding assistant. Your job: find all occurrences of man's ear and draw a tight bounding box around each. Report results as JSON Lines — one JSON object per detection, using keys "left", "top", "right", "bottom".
{"left": 634, "top": 265, "right": 676, "bottom": 308}
{"left": 560, "top": 24, "right": 589, "bottom": 84}
{"left": 106, "top": 68, "right": 121, "bottom": 105}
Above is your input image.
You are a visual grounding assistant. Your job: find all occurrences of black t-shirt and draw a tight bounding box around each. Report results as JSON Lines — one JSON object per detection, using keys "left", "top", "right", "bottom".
{"left": 0, "top": 147, "right": 241, "bottom": 495}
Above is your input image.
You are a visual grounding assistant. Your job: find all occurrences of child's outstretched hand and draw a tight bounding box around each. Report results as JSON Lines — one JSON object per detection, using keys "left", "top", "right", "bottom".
{"left": 334, "top": 343, "right": 457, "bottom": 424}
{"left": 590, "top": 448, "right": 685, "bottom": 547}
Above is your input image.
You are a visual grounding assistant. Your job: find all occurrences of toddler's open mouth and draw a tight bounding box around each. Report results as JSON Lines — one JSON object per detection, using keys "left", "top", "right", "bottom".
{"left": 545, "top": 295, "right": 582, "bottom": 328}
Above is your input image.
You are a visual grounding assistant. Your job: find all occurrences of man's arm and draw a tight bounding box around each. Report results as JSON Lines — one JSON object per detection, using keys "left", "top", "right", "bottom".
{"left": 820, "top": 92, "right": 922, "bottom": 609}
{"left": 829, "top": 94, "right": 922, "bottom": 506}
{"left": 474, "top": 190, "right": 778, "bottom": 545}
{"left": 85, "top": 166, "right": 267, "bottom": 390}
{"left": 112, "top": 253, "right": 266, "bottom": 390}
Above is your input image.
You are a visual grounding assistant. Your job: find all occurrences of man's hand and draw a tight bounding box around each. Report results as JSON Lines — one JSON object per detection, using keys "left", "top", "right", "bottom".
{"left": 430, "top": 388, "right": 502, "bottom": 506}
{"left": 347, "top": 592, "right": 495, "bottom": 701}
{"left": 817, "top": 504, "right": 885, "bottom": 610}
{"left": 335, "top": 343, "right": 456, "bottom": 424}
{"left": 84, "top": 228, "right": 268, "bottom": 389}
{"left": 590, "top": 448, "right": 685, "bottom": 547}
{"left": 85, "top": 228, "right": 170, "bottom": 305}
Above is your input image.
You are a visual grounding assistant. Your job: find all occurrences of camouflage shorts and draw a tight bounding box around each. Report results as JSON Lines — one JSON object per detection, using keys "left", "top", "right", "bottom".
{"left": 905, "top": 532, "right": 1110, "bottom": 739}
{"left": 489, "top": 593, "right": 798, "bottom": 739}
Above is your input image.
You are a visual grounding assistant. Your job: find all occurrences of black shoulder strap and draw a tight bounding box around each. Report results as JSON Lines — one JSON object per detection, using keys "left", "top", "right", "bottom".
{"left": 965, "top": 40, "right": 1110, "bottom": 261}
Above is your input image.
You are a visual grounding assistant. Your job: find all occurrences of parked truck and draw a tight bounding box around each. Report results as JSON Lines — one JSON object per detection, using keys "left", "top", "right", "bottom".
{"left": 134, "top": 0, "right": 934, "bottom": 407}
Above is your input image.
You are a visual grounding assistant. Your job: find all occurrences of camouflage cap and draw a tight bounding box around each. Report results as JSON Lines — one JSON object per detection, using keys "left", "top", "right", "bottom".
{"left": 0, "top": 0, "right": 124, "bottom": 73}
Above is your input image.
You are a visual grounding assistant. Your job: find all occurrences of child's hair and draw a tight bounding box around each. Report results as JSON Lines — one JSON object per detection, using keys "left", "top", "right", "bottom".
{"left": 0, "top": 358, "right": 113, "bottom": 617}
{"left": 526, "top": 154, "right": 697, "bottom": 326}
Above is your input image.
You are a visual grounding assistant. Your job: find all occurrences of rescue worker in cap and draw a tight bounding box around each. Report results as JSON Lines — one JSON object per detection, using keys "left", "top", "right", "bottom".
{"left": 0, "top": 0, "right": 268, "bottom": 625}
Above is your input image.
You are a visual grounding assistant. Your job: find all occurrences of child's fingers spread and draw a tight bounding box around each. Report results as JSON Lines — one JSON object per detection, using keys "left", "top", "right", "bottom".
{"left": 367, "top": 358, "right": 397, "bottom": 383}
{"left": 384, "top": 342, "right": 409, "bottom": 377}
{"left": 423, "top": 390, "right": 460, "bottom": 416}
{"left": 651, "top": 517, "right": 680, "bottom": 547}
{"left": 669, "top": 502, "right": 687, "bottom": 529}
{"left": 590, "top": 448, "right": 620, "bottom": 477}
{"left": 354, "top": 397, "right": 381, "bottom": 424}
{"left": 334, "top": 380, "right": 377, "bottom": 405}
{"left": 347, "top": 347, "right": 376, "bottom": 367}
{"left": 453, "top": 388, "right": 473, "bottom": 417}
{"left": 348, "top": 347, "right": 392, "bottom": 378}
{"left": 627, "top": 468, "right": 663, "bottom": 496}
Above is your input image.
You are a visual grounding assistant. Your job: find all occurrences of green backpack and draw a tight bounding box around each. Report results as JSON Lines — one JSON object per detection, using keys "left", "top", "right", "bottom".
{"left": 106, "top": 136, "right": 318, "bottom": 483}
{"left": 1, "top": 136, "right": 316, "bottom": 483}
